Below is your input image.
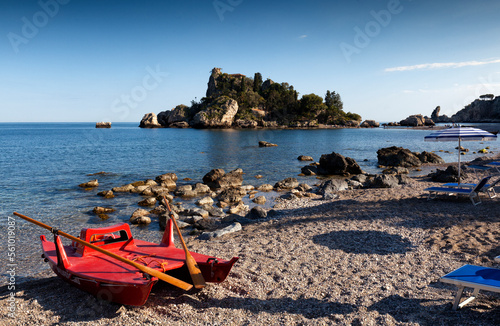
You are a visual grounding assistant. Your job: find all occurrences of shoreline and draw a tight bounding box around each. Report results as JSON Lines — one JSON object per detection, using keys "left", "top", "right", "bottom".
{"left": 2, "top": 156, "right": 500, "bottom": 324}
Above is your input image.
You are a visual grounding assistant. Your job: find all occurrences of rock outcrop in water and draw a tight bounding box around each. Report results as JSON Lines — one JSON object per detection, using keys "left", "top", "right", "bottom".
{"left": 377, "top": 146, "right": 444, "bottom": 167}
{"left": 442, "top": 96, "right": 500, "bottom": 122}
{"left": 317, "top": 152, "right": 363, "bottom": 176}
{"left": 141, "top": 67, "right": 364, "bottom": 129}
{"left": 139, "top": 113, "right": 162, "bottom": 128}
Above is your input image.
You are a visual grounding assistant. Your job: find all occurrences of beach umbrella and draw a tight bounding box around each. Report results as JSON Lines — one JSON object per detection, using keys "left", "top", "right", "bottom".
{"left": 424, "top": 126, "right": 497, "bottom": 182}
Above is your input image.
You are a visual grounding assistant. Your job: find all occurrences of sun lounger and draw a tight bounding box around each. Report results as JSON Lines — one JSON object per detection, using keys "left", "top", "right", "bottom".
{"left": 486, "top": 161, "right": 500, "bottom": 173}
{"left": 424, "top": 176, "right": 492, "bottom": 205}
{"left": 441, "top": 177, "right": 499, "bottom": 199}
{"left": 440, "top": 264, "right": 500, "bottom": 310}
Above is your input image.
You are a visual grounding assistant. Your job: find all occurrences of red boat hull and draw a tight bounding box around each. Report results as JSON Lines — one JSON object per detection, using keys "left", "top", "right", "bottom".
{"left": 40, "top": 220, "right": 238, "bottom": 305}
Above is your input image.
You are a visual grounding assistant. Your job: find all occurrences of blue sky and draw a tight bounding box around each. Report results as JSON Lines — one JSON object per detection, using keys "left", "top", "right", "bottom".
{"left": 1, "top": 0, "right": 500, "bottom": 122}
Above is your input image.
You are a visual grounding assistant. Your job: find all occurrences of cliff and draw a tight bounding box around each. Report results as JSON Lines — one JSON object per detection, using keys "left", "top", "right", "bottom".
{"left": 431, "top": 96, "right": 500, "bottom": 123}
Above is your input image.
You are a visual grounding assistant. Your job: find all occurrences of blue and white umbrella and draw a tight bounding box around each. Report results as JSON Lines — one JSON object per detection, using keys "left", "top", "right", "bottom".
{"left": 425, "top": 126, "right": 497, "bottom": 182}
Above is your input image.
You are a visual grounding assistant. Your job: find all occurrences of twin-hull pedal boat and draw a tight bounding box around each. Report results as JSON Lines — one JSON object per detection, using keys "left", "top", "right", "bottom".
{"left": 14, "top": 212, "right": 238, "bottom": 306}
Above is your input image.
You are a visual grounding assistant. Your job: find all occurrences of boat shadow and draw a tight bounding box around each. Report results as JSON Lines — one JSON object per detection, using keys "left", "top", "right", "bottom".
{"left": 150, "top": 282, "right": 355, "bottom": 319}
{"left": 1, "top": 276, "right": 126, "bottom": 322}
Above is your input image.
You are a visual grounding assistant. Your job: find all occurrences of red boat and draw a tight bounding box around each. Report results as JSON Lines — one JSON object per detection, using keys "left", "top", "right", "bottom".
{"left": 40, "top": 219, "right": 238, "bottom": 306}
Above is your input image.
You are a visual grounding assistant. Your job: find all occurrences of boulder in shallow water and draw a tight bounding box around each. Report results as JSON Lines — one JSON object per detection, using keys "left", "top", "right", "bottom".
{"left": 259, "top": 141, "right": 278, "bottom": 147}
{"left": 130, "top": 209, "right": 152, "bottom": 224}
{"left": 139, "top": 112, "right": 162, "bottom": 128}
{"left": 317, "top": 152, "right": 363, "bottom": 175}
{"left": 377, "top": 146, "right": 422, "bottom": 167}
{"left": 274, "top": 177, "right": 299, "bottom": 190}
{"left": 79, "top": 179, "right": 99, "bottom": 188}
{"left": 297, "top": 155, "right": 314, "bottom": 161}
{"left": 97, "top": 190, "right": 114, "bottom": 198}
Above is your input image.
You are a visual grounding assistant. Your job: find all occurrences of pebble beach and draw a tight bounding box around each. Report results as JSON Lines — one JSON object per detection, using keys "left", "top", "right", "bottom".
{"left": 1, "top": 158, "right": 500, "bottom": 325}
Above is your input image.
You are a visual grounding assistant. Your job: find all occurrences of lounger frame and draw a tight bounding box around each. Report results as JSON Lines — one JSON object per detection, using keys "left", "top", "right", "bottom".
{"left": 440, "top": 264, "right": 500, "bottom": 310}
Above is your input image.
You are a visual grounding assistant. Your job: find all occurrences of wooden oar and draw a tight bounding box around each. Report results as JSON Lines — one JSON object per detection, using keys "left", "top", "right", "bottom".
{"left": 13, "top": 212, "right": 193, "bottom": 291}
{"left": 163, "top": 197, "right": 206, "bottom": 289}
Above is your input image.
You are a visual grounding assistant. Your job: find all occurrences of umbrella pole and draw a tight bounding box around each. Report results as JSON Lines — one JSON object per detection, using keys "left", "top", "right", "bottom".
{"left": 458, "top": 137, "right": 461, "bottom": 184}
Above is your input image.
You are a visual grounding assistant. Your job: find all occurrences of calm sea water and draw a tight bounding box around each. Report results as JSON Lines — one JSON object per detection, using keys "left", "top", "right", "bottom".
{"left": 1, "top": 122, "right": 499, "bottom": 279}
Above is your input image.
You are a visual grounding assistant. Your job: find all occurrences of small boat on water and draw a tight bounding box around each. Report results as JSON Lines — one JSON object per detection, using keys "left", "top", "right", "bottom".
{"left": 37, "top": 219, "right": 238, "bottom": 306}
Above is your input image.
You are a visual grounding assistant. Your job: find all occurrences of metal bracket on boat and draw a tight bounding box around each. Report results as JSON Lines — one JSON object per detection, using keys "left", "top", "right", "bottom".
{"left": 142, "top": 273, "right": 152, "bottom": 280}
{"left": 207, "top": 258, "right": 218, "bottom": 278}
{"left": 50, "top": 227, "right": 59, "bottom": 235}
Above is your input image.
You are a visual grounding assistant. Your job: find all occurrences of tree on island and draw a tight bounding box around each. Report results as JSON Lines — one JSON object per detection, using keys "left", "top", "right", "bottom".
{"left": 179, "top": 68, "right": 362, "bottom": 126}
{"left": 480, "top": 94, "right": 495, "bottom": 101}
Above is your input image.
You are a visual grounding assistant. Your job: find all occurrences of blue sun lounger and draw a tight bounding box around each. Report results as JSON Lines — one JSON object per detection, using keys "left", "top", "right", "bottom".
{"left": 424, "top": 176, "right": 492, "bottom": 205}
{"left": 440, "top": 264, "right": 500, "bottom": 310}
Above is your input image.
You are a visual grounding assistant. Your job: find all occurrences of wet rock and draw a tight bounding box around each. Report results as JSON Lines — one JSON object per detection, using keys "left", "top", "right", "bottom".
{"left": 217, "top": 188, "right": 245, "bottom": 204}
{"left": 196, "top": 196, "right": 214, "bottom": 206}
{"left": 138, "top": 197, "right": 157, "bottom": 206}
{"left": 257, "top": 184, "right": 274, "bottom": 192}
{"left": 240, "top": 185, "right": 255, "bottom": 192}
{"left": 187, "top": 208, "right": 210, "bottom": 219}
{"left": 130, "top": 209, "right": 152, "bottom": 224}
{"left": 203, "top": 168, "right": 243, "bottom": 190}
{"left": 418, "top": 151, "right": 445, "bottom": 164}
{"left": 150, "top": 185, "right": 170, "bottom": 197}
{"left": 297, "top": 183, "right": 312, "bottom": 192}
{"left": 318, "top": 152, "right": 363, "bottom": 175}
{"left": 377, "top": 146, "right": 421, "bottom": 167}
{"left": 258, "top": 141, "right": 278, "bottom": 147}
{"left": 175, "top": 185, "right": 197, "bottom": 197}
{"left": 201, "top": 205, "right": 225, "bottom": 217}
{"left": 252, "top": 196, "right": 267, "bottom": 204}
{"left": 298, "top": 155, "right": 314, "bottom": 161}
{"left": 193, "top": 183, "right": 211, "bottom": 194}
{"left": 274, "top": 177, "right": 299, "bottom": 190}
{"left": 112, "top": 184, "right": 135, "bottom": 193}
{"left": 301, "top": 165, "right": 318, "bottom": 175}
{"left": 97, "top": 190, "right": 114, "bottom": 198}
{"left": 79, "top": 179, "right": 99, "bottom": 188}
{"left": 92, "top": 207, "right": 115, "bottom": 214}
{"left": 228, "top": 202, "right": 249, "bottom": 215}
{"left": 155, "top": 173, "right": 177, "bottom": 190}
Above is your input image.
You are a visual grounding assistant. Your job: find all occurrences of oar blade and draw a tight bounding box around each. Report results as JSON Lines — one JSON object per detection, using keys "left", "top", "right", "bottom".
{"left": 186, "top": 255, "right": 206, "bottom": 289}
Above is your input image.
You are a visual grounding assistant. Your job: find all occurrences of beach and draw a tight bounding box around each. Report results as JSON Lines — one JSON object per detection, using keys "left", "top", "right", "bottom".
{"left": 1, "top": 159, "right": 499, "bottom": 325}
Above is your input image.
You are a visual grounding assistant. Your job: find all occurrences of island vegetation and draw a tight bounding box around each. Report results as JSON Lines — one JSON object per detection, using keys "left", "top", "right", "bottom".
{"left": 144, "top": 68, "right": 364, "bottom": 129}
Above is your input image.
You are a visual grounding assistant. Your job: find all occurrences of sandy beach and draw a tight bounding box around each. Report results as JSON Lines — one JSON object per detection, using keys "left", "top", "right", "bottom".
{"left": 1, "top": 160, "right": 500, "bottom": 325}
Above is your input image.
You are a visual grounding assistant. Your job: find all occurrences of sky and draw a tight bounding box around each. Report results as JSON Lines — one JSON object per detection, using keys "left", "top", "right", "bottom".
{"left": 1, "top": 0, "right": 500, "bottom": 123}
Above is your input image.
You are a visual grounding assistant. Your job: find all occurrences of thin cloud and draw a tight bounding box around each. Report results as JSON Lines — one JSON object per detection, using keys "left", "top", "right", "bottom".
{"left": 385, "top": 58, "right": 500, "bottom": 72}
{"left": 298, "top": 34, "right": 308, "bottom": 39}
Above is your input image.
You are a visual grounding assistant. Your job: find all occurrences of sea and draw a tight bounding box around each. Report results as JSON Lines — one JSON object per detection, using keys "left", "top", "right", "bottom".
{"left": 1, "top": 122, "right": 500, "bottom": 280}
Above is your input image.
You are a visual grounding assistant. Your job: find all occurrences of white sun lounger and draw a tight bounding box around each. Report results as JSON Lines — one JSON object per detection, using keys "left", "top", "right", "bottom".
{"left": 440, "top": 264, "right": 500, "bottom": 310}
{"left": 424, "top": 176, "right": 492, "bottom": 205}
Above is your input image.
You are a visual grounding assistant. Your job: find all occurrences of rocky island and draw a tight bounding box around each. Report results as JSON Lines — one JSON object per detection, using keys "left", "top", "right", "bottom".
{"left": 140, "top": 68, "right": 379, "bottom": 129}
{"left": 392, "top": 94, "right": 500, "bottom": 127}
